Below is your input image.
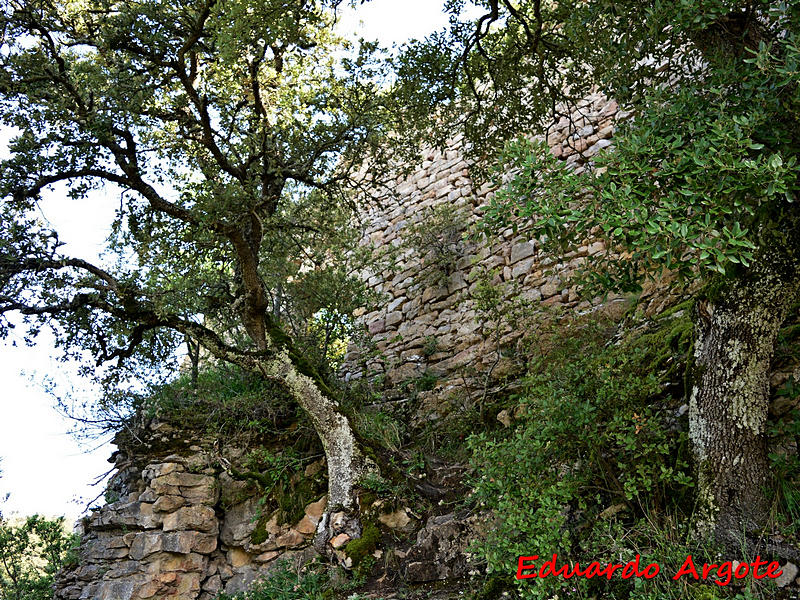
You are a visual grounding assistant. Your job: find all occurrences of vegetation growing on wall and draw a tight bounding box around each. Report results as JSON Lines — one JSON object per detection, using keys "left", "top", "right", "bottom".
{"left": 2, "top": 1, "right": 800, "bottom": 598}
{"left": 403, "top": 204, "right": 471, "bottom": 288}
{"left": 399, "top": 0, "right": 800, "bottom": 549}
{"left": 467, "top": 308, "right": 800, "bottom": 599}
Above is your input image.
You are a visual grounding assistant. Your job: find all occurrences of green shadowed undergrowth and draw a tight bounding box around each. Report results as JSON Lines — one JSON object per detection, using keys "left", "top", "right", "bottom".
{"left": 215, "top": 561, "right": 330, "bottom": 600}
{"left": 465, "top": 312, "right": 780, "bottom": 599}
{"left": 137, "top": 365, "right": 298, "bottom": 439}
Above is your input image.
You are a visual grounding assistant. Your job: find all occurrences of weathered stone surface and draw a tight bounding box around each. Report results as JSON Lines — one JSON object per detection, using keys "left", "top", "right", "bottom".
{"left": 403, "top": 513, "right": 477, "bottom": 583}
{"left": 227, "top": 548, "right": 251, "bottom": 569}
{"left": 56, "top": 427, "right": 322, "bottom": 600}
{"left": 385, "top": 311, "right": 403, "bottom": 327}
{"left": 275, "top": 529, "right": 305, "bottom": 548}
{"left": 202, "top": 574, "right": 222, "bottom": 594}
{"left": 510, "top": 240, "right": 535, "bottom": 263}
{"left": 95, "top": 579, "right": 136, "bottom": 600}
{"left": 776, "top": 562, "right": 799, "bottom": 588}
{"left": 220, "top": 498, "right": 260, "bottom": 546}
{"left": 378, "top": 509, "right": 412, "bottom": 530}
{"left": 89, "top": 501, "right": 159, "bottom": 530}
{"left": 511, "top": 257, "right": 535, "bottom": 279}
{"left": 153, "top": 495, "right": 186, "bottom": 513}
{"left": 341, "top": 93, "right": 627, "bottom": 402}
{"left": 496, "top": 409, "right": 512, "bottom": 428}
{"left": 305, "top": 495, "right": 327, "bottom": 524}
{"left": 294, "top": 515, "right": 317, "bottom": 535}
{"left": 163, "top": 506, "right": 218, "bottom": 533}
{"left": 253, "top": 550, "right": 281, "bottom": 563}
{"left": 128, "top": 532, "right": 162, "bottom": 560}
{"left": 540, "top": 282, "right": 559, "bottom": 298}
{"left": 223, "top": 568, "right": 258, "bottom": 595}
{"left": 156, "top": 552, "right": 207, "bottom": 573}
{"left": 164, "top": 532, "right": 217, "bottom": 555}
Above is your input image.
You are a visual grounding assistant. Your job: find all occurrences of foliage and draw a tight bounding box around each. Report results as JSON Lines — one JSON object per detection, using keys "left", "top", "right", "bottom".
{"left": 397, "top": 0, "right": 800, "bottom": 292}
{"left": 768, "top": 381, "right": 800, "bottom": 538}
{"left": 397, "top": 0, "right": 800, "bottom": 544}
{"left": 0, "top": 0, "right": 406, "bottom": 432}
{"left": 133, "top": 364, "right": 298, "bottom": 439}
{"left": 402, "top": 203, "right": 470, "bottom": 288}
{"left": 242, "top": 448, "right": 323, "bottom": 528}
{"left": 467, "top": 315, "right": 699, "bottom": 599}
{"left": 470, "top": 268, "right": 546, "bottom": 371}
{"left": 483, "top": 85, "right": 797, "bottom": 294}
{"left": 0, "top": 515, "right": 79, "bottom": 600}
{"left": 352, "top": 408, "right": 404, "bottom": 453}
{"left": 215, "top": 560, "right": 330, "bottom": 600}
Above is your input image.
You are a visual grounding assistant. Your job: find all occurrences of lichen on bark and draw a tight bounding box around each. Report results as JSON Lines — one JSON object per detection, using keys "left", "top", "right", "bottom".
{"left": 690, "top": 236, "right": 800, "bottom": 545}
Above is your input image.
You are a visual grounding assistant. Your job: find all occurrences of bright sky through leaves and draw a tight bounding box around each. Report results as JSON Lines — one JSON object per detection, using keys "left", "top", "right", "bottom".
{"left": 0, "top": 0, "right": 453, "bottom": 523}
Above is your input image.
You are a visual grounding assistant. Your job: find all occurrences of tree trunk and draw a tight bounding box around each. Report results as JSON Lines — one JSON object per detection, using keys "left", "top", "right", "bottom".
{"left": 690, "top": 243, "right": 800, "bottom": 545}
{"left": 230, "top": 227, "right": 376, "bottom": 560}
{"left": 261, "top": 350, "right": 377, "bottom": 556}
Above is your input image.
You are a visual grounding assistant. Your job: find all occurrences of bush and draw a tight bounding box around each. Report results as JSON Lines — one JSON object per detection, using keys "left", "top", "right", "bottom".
{"left": 215, "top": 561, "right": 329, "bottom": 600}
{"left": 403, "top": 204, "right": 469, "bottom": 288}
{"left": 139, "top": 365, "right": 298, "bottom": 439}
{"left": 0, "top": 515, "right": 79, "bottom": 600}
{"left": 467, "top": 314, "right": 714, "bottom": 599}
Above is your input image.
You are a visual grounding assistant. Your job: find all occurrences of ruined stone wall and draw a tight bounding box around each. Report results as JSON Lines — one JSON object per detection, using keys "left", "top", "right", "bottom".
{"left": 53, "top": 419, "right": 483, "bottom": 600}
{"left": 342, "top": 92, "right": 627, "bottom": 387}
{"left": 55, "top": 421, "right": 326, "bottom": 600}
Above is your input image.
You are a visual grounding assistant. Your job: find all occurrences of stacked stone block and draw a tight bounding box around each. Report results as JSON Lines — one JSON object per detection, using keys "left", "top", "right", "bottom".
{"left": 343, "top": 92, "right": 624, "bottom": 386}
{"left": 55, "top": 421, "right": 325, "bottom": 600}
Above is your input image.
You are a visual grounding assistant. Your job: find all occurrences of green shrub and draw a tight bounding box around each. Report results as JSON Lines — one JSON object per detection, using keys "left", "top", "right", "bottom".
{"left": 467, "top": 315, "right": 701, "bottom": 599}
{"left": 0, "top": 515, "right": 79, "bottom": 600}
{"left": 215, "top": 561, "right": 329, "bottom": 600}
{"left": 352, "top": 409, "right": 405, "bottom": 453}
{"left": 403, "top": 204, "right": 469, "bottom": 288}
{"left": 768, "top": 400, "right": 800, "bottom": 538}
{"left": 139, "top": 365, "right": 298, "bottom": 439}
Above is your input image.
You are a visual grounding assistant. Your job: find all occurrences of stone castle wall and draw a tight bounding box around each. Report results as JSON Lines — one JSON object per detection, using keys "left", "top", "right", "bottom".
{"left": 54, "top": 419, "right": 481, "bottom": 600}
{"left": 342, "top": 92, "right": 627, "bottom": 387}
{"left": 53, "top": 92, "right": 656, "bottom": 600}
{"left": 55, "top": 421, "right": 326, "bottom": 600}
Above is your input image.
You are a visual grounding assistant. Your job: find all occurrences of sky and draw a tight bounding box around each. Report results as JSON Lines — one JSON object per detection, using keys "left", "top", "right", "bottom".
{"left": 0, "top": 0, "right": 459, "bottom": 524}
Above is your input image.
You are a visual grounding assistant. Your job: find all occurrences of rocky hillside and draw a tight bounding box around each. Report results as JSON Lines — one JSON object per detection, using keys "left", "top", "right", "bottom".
{"left": 53, "top": 295, "right": 800, "bottom": 600}
{"left": 52, "top": 89, "right": 800, "bottom": 600}
{"left": 54, "top": 406, "right": 482, "bottom": 600}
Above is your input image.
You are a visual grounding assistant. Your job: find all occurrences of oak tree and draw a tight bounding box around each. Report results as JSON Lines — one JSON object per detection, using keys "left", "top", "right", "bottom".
{"left": 0, "top": 0, "right": 406, "bottom": 552}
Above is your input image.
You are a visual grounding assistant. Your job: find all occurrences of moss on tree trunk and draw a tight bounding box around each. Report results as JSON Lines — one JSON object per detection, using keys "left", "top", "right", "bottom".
{"left": 690, "top": 241, "right": 800, "bottom": 545}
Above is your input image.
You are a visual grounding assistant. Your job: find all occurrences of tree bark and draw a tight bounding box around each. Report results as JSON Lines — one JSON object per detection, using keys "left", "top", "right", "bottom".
{"left": 260, "top": 350, "right": 377, "bottom": 555}
{"left": 690, "top": 239, "right": 800, "bottom": 545}
{"left": 229, "top": 224, "right": 377, "bottom": 557}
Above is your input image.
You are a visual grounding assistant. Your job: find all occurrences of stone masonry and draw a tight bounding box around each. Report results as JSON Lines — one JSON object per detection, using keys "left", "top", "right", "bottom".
{"left": 342, "top": 92, "right": 628, "bottom": 387}
{"left": 54, "top": 420, "right": 487, "bottom": 599}
{"left": 55, "top": 421, "right": 325, "bottom": 600}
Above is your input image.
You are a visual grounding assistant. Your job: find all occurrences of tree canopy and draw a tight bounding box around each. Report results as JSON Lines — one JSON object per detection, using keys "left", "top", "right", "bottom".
{"left": 0, "top": 0, "right": 414, "bottom": 548}
{"left": 398, "top": 0, "right": 800, "bottom": 547}
{"left": 0, "top": 0, "right": 399, "bottom": 375}
{"left": 0, "top": 514, "right": 78, "bottom": 600}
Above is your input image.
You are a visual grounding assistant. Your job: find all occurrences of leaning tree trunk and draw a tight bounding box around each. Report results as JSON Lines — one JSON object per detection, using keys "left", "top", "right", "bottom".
{"left": 261, "top": 350, "right": 377, "bottom": 555}
{"left": 231, "top": 225, "right": 378, "bottom": 561}
{"left": 690, "top": 241, "right": 800, "bottom": 546}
